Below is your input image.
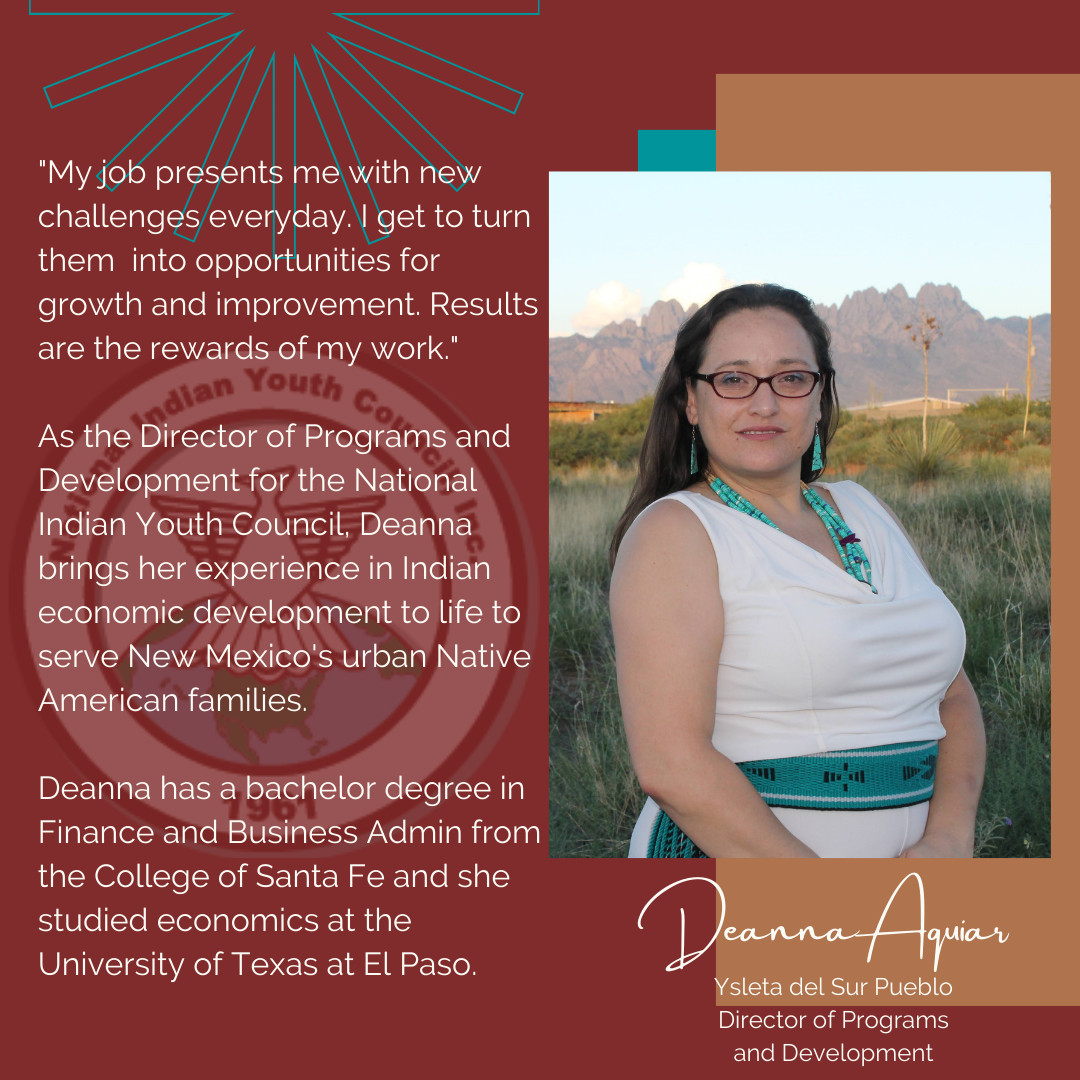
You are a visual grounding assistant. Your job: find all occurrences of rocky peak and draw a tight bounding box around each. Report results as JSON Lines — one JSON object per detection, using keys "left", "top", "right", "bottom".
{"left": 640, "top": 298, "right": 685, "bottom": 338}
{"left": 595, "top": 318, "right": 642, "bottom": 340}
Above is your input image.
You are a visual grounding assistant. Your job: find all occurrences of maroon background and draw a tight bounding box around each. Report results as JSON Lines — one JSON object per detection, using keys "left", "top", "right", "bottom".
{"left": 6, "top": 2, "right": 1073, "bottom": 1073}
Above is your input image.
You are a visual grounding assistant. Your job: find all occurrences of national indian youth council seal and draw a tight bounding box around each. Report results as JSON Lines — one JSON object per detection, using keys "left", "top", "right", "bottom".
{"left": 23, "top": 354, "right": 534, "bottom": 847}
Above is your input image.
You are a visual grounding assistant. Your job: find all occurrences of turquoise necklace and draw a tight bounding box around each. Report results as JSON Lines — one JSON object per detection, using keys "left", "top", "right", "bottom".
{"left": 707, "top": 474, "right": 877, "bottom": 593}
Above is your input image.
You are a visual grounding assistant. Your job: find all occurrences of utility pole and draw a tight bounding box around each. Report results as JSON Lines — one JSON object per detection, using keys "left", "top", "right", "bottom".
{"left": 1023, "top": 317, "right": 1035, "bottom": 437}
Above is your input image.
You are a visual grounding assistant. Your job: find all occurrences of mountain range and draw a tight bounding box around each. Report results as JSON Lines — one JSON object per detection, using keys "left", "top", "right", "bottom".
{"left": 548, "top": 284, "right": 1051, "bottom": 406}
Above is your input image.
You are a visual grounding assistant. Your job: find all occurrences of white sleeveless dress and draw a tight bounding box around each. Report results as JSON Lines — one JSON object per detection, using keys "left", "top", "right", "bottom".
{"left": 627, "top": 481, "right": 967, "bottom": 859}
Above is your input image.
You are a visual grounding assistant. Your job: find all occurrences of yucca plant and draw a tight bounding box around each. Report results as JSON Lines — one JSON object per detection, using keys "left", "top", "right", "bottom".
{"left": 884, "top": 420, "right": 965, "bottom": 481}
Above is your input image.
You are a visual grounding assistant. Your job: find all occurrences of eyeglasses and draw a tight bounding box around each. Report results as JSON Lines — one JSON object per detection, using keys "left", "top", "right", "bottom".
{"left": 690, "top": 369, "right": 824, "bottom": 399}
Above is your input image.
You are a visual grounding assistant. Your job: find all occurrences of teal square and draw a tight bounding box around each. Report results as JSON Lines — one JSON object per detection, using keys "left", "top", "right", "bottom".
{"left": 637, "top": 129, "right": 716, "bottom": 171}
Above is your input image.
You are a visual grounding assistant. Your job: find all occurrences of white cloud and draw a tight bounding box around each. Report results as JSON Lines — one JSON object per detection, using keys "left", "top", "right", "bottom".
{"left": 571, "top": 280, "right": 643, "bottom": 335}
{"left": 659, "top": 262, "right": 736, "bottom": 309}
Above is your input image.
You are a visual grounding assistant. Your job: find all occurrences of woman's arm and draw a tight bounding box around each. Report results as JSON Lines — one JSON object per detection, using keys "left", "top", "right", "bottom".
{"left": 611, "top": 499, "right": 818, "bottom": 858}
{"left": 900, "top": 670, "right": 985, "bottom": 858}
{"left": 869, "top": 493, "right": 986, "bottom": 858}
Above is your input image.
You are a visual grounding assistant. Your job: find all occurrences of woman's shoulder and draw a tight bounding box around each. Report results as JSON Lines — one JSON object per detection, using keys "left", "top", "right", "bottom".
{"left": 623, "top": 491, "right": 711, "bottom": 545}
{"left": 611, "top": 491, "right": 722, "bottom": 620}
{"left": 613, "top": 492, "right": 717, "bottom": 575}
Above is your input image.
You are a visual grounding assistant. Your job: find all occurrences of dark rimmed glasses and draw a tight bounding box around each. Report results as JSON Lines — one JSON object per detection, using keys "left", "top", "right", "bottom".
{"left": 690, "top": 369, "right": 824, "bottom": 399}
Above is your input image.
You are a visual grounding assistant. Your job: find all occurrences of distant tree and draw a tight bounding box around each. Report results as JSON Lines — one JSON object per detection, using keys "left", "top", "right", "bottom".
{"left": 903, "top": 309, "right": 943, "bottom": 454}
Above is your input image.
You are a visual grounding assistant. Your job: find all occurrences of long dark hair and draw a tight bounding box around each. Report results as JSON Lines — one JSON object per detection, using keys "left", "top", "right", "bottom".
{"left": 609, "top": 283, "right": 839, "bottom": 565}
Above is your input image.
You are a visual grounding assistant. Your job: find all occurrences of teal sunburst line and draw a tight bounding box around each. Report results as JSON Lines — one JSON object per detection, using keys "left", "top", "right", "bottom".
{"left": 315, "top": 43, "right": 468, "bottom": 192}
{"left": 37, "top": 7, "right": 523, "bottom": 252}
{"left": 333, "top": 15, "right": 523, "bottom": 113}
{"left": 96, "top": 34, "right": 246, "bottom": 188}
{"left": 295, "top": 54, "right": 385, "bottom": 246}
{"left": 174, "top": 52, "right": 274, "bottom": 242}
{"left": 43, "top": 15, "right": 235, "bottom": 106}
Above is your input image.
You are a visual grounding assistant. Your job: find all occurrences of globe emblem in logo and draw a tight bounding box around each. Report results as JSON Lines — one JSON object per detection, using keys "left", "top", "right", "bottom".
{"left": 113, "top": 437, "right": 424, "bottom": 770}
{"left": 25, "top": 356, "right": 532, "bottom": 841}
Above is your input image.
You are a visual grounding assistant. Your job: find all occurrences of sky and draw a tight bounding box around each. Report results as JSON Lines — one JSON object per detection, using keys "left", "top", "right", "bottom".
{"left": 548, "top": 173, "right": 1051, "bottom": 337}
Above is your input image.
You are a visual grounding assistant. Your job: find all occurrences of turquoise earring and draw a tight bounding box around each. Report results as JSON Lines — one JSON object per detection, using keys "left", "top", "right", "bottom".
{"left": 690, "top": 426, "right": 699, "bottom": 474}
{"left": 811, "top": 428, "right": 823, "bottom": 472}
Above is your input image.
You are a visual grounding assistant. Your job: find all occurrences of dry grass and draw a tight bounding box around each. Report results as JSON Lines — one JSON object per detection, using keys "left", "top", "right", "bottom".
{"left": 549, "top": 467, "right": 1050, "bottom": 858}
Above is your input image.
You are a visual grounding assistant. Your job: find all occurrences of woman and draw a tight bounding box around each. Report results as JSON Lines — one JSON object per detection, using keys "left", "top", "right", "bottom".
{"left": 610, "top": 284, "right": 984, "bottom": 858}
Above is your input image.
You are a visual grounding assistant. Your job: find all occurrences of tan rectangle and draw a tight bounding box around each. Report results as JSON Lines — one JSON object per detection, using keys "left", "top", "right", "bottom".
{"left": 710, "top": 73, "right": 1073, "bottom": 1005}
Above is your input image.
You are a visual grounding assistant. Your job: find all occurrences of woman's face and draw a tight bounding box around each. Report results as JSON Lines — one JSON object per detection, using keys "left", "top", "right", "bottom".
{"left": 686, "top": 307, "right": 822, "bottom": 484}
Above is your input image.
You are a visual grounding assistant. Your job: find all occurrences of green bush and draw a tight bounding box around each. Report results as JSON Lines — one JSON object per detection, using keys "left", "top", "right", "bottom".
{"left": 951, "top": 396, "right": 1050, "bottom": 452}
{"left": 823, "top": 398, "right": 1050, "bottom": 470}
{"left": 548, "top": 398, "right": 653, "bottom": 468}
{"left": 548, "top": 396, "right": 1050, "bottom": 472}
{"left": 1017, "top": 445, "right": 1051, "bottom": 468}
{"left": 826, "top": 412, "right": 889, "bottom": 470}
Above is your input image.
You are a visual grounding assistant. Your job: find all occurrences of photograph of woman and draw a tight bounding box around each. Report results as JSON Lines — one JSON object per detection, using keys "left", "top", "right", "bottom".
{"left": 610, "top": 284, "right": 986, "bottom": 859}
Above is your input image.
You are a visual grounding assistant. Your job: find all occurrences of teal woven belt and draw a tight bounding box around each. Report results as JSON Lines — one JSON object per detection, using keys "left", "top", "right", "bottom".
{"left": 646, "top": 740, "right": 938, "bottom": 858}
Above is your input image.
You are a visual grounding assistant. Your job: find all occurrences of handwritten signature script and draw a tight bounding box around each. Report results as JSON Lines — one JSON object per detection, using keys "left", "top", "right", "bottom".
{"left": 637, "top": 873, "right": 1008, "bottom": 973}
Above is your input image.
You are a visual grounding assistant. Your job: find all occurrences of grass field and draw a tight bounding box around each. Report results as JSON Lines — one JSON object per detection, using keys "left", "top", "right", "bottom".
{"left": 549, "top": 462, "right": 1051, "bottom": 859}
